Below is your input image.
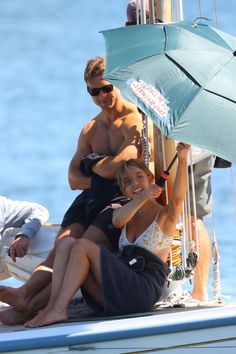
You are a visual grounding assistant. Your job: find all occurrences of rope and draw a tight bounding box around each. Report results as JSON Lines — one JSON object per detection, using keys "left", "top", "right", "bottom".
{"left": 212, "top": 0, "right": 219, "bottom": 28}
{"left": 155, "top": 290, "right": 198, "bottom": 308}
{"left": 229, "top": 166, "right": 236, "bottom": 219}
{"left": 161, "top": 135, "right": 169, "bottom": 203}
{"left": 189, "top": 149, "right": 200, "bottom": 256}
{"left": 140, "top": 112, "right": 150, "bottom": 167}
{"left": 198, "top": 0, "right": 202, "bottom": 17}
{"left": 176, "top": 0, "right": 184, "bottom": 21}
{"left": 209, "top": 0, "right": 222, "bottom": 303}
{"left": 211, "top": 212, "right": 222, "bottom": 303}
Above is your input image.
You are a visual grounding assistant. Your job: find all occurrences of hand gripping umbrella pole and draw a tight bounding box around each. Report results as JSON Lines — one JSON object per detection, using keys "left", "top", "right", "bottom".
{"left": 156, "top": 153, "right": 178, "bottom": 187}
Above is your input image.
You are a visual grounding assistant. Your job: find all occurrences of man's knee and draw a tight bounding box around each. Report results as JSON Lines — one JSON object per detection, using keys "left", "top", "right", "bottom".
{"left": 55, "top": 223, "right": 85, "bottom": 243}
{"left": 42, "top": 248, "right": 56, "bottom": 268}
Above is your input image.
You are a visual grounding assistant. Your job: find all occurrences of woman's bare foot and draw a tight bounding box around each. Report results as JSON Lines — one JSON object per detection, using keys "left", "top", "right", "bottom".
{"left": 24, "top": 306, "right": 49, "bottom": 327}
{"left": 25, "top": 307, "right": 68, "bottom": 328}
{"left": 0, "top": 307, "right": 34, "bottom": 325}
{"left": 0, "top": 286, "right": 29, "bottom": 312}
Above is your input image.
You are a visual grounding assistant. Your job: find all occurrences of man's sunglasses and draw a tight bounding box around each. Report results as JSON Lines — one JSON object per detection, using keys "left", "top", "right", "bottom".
{"left": 87, "top": 84, "right": 113, "bottom": 97}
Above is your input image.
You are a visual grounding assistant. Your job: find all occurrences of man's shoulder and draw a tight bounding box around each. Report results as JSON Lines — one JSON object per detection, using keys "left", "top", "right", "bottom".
{"left": 82, "top": 113, "right": 102, "bottom": 133}
{"left": 120, "top": 109, "right": 142, "bottom": 127}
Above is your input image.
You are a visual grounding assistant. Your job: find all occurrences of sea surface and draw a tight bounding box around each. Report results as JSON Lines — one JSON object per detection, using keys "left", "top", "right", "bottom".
{"left": 0, "top": 0, "right": 236, "bottom": 301}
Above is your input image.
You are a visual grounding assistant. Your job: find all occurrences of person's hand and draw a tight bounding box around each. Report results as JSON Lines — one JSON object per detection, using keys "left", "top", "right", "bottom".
{"left": 9, "top": 235, "right": 30, "bottom": 263}
{"left": 176, "top": 142, "right": 190, "bottom": 160}
{"left": 141, "top": 184, "right": 163, "bottom": 201}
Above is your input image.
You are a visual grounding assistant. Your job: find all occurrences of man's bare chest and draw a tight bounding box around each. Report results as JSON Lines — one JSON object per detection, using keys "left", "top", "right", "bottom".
{"left": 89, "top": 122, "right": 124, "bottom": 155}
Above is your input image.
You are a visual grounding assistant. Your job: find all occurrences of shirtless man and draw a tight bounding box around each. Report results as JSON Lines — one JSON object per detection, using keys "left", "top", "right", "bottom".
{"left": 0, "top": 56, "right": 145, "bottom": 324}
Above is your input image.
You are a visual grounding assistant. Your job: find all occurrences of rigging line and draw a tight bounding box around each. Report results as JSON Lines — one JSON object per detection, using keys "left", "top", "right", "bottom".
{"left": 140, "top": 0, "right": 147, "bottom": 24}
{"left": 185, "top": 168, "right": 192, "bottom": 246}
{"left": 149, "top": 0, "right": 155, "bottom": 23}
{"left": 176, "top": 0, "right": 180, "bottom": 21}
{"left": 136, "top": 0, "right": 140, "bottom": 24}
{"left": 178, "top": 0, "right": 184, "bottom": 21}
{"left": 209, "top": 158, "right": 222, "bottom": 303}
{"left": 189, "top": 150, "right": 199, "bottom": 254}
{"left": 229, "top": 166, "right": 236, "bottom": 219}
{"left": 211, "top": 185, "right": 222, "bottom": 303}
{"left": 212, "top": 0, "right": 219, "bottom": 29}
{"left": 161, "top": 135, "right": 169, "bottom": 204}
{"left": 198, "top": 0, "right": 202, "bottom": 18}
{"left": 140, "top": 111, "right": 150, "bottom": 167}
{"left": 176, "top": 0, "right": 184, "bottom": 21}
{"left": 182, "top": 196, "right": 190, "bottom": 269}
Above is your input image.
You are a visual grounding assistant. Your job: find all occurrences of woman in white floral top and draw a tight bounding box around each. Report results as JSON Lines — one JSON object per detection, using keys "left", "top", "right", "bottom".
{"left": 25, "top": 143, "right": 189, "bottom": 328}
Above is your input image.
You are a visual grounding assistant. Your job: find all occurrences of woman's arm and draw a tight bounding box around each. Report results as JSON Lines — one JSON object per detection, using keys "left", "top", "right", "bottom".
{"left": 160, "top": 143, "right": 190, "bottom": 231}
{"left": 112, "top": 184, "right": 162, "bottom": 228}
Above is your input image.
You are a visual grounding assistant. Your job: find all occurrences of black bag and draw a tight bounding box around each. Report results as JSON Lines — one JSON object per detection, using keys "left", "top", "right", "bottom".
{"left": 119, "top": 245, "right": 170, "bottom": 275}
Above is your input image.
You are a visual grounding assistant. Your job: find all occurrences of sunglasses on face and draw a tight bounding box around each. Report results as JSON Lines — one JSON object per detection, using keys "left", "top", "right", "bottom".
{"left": 87, "top": 84, "right": 114, "bottom": 97}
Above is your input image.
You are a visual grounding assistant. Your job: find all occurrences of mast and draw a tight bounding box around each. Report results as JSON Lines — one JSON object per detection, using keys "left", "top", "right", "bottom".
{"left": 149, "top": 0, "right": 177, "bottom": 205}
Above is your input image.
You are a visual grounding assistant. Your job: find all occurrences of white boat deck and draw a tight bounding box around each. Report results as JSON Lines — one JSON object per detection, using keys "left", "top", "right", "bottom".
{"left": 1, "top": 301, "right": 236, "bottom": 353}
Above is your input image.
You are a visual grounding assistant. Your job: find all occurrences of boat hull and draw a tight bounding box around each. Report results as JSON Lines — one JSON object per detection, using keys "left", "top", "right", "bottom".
{"left": 1, "top": 304, "right": 236, "bottom": 353}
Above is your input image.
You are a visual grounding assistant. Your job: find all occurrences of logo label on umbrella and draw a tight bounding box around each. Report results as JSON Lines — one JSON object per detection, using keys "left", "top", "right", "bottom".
{"left": 127, "top": 78, "right": 171, "bottom": 129}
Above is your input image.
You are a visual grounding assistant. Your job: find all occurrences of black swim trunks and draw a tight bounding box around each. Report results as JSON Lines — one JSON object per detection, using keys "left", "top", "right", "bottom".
{"left": 91, "top": 203, "right": 122, "bottom": 250}
{"left": 61, "top": 173, "right": 128, "bottom": 250}
{"left": 61, "top": 173, "right": 127, "bottom": 228}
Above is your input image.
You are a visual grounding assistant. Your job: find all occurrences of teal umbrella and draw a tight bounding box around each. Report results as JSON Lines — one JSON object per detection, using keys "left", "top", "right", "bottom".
{"left": 102, "top": 20, "right": 236, "bottom": 163}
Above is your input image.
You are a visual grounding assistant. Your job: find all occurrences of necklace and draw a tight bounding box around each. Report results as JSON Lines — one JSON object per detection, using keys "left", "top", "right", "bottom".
{"left": 136, "top": 202, "right": 158, "bottom": 216}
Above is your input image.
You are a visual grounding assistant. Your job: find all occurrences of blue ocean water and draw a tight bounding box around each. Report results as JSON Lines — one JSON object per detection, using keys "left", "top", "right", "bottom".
{"left": 0, "top": 1, "right": 236, "bottom": 300}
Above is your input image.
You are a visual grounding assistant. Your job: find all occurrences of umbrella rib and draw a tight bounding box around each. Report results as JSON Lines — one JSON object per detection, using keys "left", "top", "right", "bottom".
{"left": 165, "top": 54, "right": 235, "bottom": 103}
{"left": 164, "top": 26, "right": 167, "bottom": 52}
{"left": 204, "top": 89, "right": 236, "bottom": 104}
{"left": 165, "top": 53, "right": 201, "bottom": 87}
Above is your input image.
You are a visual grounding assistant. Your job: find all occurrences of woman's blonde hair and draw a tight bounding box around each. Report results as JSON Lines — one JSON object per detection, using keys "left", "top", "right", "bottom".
{"left": 117, "top": 159, "right": 154, "bottom": 193}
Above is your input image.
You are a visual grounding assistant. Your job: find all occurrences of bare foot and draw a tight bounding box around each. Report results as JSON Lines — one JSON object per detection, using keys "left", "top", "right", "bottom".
{"left": 192, "top": 289, "right": 209, "bottom": 302}
{"left": 24, "top": 307, "right": 49, "bottom": 327}
{"left": 0, "top": 286, "right": 29, "bottom": 312}
{"left": 25, "top": 307, "right": 68, "bottom": 328}
{"left": 0, "top": 307, "right": 34, "bottom": 325}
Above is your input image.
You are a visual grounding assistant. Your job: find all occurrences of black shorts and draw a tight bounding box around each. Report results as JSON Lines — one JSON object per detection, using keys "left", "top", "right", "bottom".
{"left": 91, "top": 203, "right": 122, "bottom": 251}
{"left": 61, "top": 190, "right": 96, "bottom": 229}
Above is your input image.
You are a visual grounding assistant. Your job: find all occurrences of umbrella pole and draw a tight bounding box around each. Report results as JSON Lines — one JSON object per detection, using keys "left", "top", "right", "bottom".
{"left": 156, "top": 153, "right": 177, "bottom": 187}
{"left": 148, "top": 0, "right": 177, "bottom": 207}
{"left": 140, "top": 0, "right": 197, "bottom": 298}
{"left": 148, "top": 0, "right": 191, "bottom": 292}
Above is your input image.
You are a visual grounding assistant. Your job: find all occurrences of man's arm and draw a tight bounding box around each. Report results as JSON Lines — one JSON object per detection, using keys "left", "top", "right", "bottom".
{"left": 92, "top": 115, "right": 143, "bottom": 179}
{"left": 68, "top": 124, "right": 93, "bottom": 190}
{"left": 2, "top": 197, "right": 49, "bottom": 262}
{"left": 3, "top": 197, "right": 49, "bottom": 236}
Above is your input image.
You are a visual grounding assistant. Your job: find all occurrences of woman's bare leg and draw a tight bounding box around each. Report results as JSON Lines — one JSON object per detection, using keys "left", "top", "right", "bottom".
{"left": 48, "top": 237, "right": 76, "bottom": 307}
{"left": 0, "top": 223, "right": 85, "bottom": 312}
{"left": 25, "top": 239, "right": 103, "bottom": 327}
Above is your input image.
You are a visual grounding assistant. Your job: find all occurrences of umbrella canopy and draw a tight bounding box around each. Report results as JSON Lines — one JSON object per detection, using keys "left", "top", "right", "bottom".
{"left": 102, "top": 20, "right": 236, "bottom": 163}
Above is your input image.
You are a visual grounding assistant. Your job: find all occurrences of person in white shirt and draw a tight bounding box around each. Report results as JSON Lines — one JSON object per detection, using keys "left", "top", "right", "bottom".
{"left": 0, "top": 196, "right": 50, "bottom": 282}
